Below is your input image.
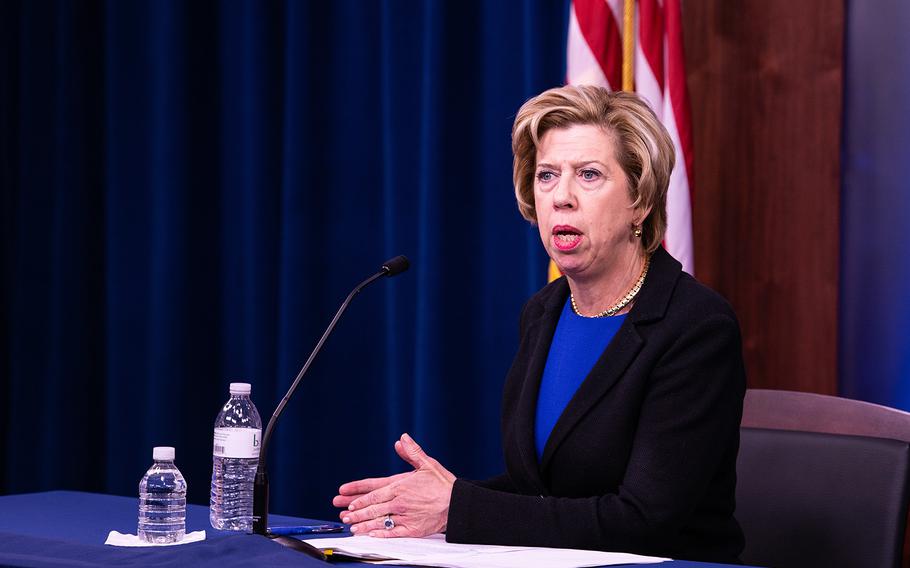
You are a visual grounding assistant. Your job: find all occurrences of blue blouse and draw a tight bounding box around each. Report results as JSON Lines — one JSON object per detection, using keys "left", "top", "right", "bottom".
{"left": 534, "top": 298, "right": 626, "bottom": 459}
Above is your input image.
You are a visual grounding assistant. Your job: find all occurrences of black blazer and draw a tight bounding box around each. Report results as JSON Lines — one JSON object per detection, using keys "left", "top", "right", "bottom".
{"left": 446, "top": 247, "right": 746, "bottom": 563}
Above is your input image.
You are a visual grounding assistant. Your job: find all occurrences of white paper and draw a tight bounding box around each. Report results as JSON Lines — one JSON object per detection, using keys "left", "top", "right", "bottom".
{"left": 303, "top": 534, "right": 669, "bottom": 568}
{"left": 104, "top": 530, "right": 206, "bottom": 547}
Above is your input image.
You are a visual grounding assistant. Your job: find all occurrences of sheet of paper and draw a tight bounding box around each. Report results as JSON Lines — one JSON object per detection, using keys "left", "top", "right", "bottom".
{"left": 104, "top": 530, "right": 206, "bottom": 547}
{"left": 304, "top": 534, "right": 669, "bottom": 567}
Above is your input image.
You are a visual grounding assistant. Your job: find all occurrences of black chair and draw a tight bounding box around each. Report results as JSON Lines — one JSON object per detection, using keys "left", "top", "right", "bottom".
{"left": 737, "top": 389, "right": 910, "bottom": 568}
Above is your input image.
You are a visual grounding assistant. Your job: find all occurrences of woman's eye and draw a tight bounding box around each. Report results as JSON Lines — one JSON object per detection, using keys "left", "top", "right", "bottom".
{"left": 580, "top": 169, "right": 600, "bottom": 181}
{"left": 537, "top": 171, "right": 555, "bottom": 182}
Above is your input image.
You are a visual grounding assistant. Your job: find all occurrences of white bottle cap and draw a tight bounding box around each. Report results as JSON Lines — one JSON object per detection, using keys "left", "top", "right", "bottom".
{"left": 153, "top": 446, "right": 175, "bottom": 461}
{"left": 229, "top": 382, "right": 252, "bottom": 395}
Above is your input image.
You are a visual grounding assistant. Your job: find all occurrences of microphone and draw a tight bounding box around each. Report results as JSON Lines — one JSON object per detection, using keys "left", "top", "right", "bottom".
{"left": 382, "top": 255, "right": 409, "bottom": 276}
{"left": 253, "top": 256, "right": 410, "bottom": 548}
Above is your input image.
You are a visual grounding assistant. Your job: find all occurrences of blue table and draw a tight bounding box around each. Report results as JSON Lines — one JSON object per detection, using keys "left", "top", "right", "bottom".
{"left": 0, "top": 491, "right": 749, "bottom": 567}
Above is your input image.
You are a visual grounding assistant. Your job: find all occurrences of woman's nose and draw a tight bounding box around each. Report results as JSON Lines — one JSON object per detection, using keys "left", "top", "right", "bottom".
{"left": 553, "top": 176, "right": 576, "bottom": 209}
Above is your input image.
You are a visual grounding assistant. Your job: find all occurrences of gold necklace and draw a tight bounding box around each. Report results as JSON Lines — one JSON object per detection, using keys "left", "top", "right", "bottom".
{"left": 570, "top": 255, "right": 651, "bottom": 318}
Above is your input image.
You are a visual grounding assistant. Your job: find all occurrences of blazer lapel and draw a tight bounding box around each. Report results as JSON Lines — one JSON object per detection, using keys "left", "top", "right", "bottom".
{"left": 512, "top": 280, "right": 567, "bottom": 494}
{"left": 538, "top": 321, "right": 644, "bottom": 471}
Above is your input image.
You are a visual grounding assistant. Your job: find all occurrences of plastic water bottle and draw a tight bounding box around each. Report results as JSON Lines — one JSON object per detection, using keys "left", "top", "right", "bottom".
{"left": 138, "top": 446, "right": 187, "bottom": 543}
{"left": 210, "top": 382, "right": 262, "bottom": 531}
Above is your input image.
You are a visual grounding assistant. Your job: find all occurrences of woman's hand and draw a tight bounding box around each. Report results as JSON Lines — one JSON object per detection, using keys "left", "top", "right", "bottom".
{"left": 333, "top": 433, "right": 456, "bottom": 537}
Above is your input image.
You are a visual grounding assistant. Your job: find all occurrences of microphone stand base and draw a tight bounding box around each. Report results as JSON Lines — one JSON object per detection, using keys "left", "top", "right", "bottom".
{"left": 252, "top": 470, "right": 270, "bottom": 536}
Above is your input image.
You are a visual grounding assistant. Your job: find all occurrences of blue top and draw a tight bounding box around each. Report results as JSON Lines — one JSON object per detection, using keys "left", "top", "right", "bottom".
{"left": 534, "top": 298, "right": 626, "bottom": 459}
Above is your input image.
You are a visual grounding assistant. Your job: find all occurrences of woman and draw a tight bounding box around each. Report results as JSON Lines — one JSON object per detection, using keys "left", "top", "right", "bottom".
{"left": 334, "top": 85, "right": 746, "bottom": 563}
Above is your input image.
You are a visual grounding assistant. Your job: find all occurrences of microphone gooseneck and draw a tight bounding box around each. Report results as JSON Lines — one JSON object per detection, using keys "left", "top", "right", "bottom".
{"left": 253, "top": 256, "right": 410, "bottom": 539}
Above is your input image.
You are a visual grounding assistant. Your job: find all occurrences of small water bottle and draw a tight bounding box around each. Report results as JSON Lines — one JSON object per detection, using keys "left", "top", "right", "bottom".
{"left": 138, "top": 446, "right": 187, "bottom": 543}
{"left": 210, "top": 382, "right": 262, "bottom": 531}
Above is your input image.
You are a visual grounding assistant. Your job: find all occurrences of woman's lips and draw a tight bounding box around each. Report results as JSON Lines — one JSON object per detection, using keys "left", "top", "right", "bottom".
{"left": 552, "top": 225, "right": 582, "bottom": 251}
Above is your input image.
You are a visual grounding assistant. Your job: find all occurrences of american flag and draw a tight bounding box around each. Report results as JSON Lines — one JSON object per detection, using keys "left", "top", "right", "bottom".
{"left": 560, "top": 0, "right": 695, "bottom": 276}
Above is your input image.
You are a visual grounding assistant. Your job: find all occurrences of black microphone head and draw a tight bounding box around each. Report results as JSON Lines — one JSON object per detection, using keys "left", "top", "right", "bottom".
{"left": 381, "top": 255, "right": 410, "bottom": 277}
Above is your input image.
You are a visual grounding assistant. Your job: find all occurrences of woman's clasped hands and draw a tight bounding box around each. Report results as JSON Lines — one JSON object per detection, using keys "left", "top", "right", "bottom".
{"left": 333, "top": 433, "right": 456, "bottom": 538}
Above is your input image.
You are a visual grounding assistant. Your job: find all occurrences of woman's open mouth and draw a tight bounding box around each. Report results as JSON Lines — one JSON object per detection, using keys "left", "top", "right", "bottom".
{"left": 552, "top": 225, "right": 582, "bottom": 251}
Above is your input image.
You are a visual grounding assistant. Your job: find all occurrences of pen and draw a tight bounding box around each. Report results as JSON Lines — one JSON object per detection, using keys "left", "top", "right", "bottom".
{"left": 268, "top": 524, "right": 344, "bottom": 536}
{"left": 268, "top": 524, "right": 346, "bottom": 536}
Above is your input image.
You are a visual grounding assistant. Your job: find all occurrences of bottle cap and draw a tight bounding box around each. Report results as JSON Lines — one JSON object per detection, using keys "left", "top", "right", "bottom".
{"left": 153, "top": 446, "right": 175, "bottom": 461}
{"left": 229, "top": 382, "right": 252, "bottom": 395}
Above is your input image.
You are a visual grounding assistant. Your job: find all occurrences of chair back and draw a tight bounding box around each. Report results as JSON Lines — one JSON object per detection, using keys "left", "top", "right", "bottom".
{"left": 742, "top": 388, "right": 910, "bottom": 440}
{"left": 737, "top": 389, "right": 910, "bottom": 568}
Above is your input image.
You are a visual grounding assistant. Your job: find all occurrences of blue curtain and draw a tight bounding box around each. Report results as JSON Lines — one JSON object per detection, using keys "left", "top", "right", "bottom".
{"left": 1, "top": 0, "right": 567, "bottom": 520}
{"left": 840, "top": 0, "right": 910, "bottom": 410}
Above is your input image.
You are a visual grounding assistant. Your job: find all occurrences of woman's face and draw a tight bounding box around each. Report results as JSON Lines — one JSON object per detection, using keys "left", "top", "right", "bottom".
{"left": 533, "top": 124, "right": 642, "bottom": 282}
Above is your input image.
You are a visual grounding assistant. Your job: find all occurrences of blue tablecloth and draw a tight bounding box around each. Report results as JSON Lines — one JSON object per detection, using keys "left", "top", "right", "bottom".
{"left": 0, "top": 491, "right": 750, "bottom": 567}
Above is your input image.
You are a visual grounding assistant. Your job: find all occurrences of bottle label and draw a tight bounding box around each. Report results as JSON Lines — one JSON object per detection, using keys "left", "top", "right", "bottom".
{"left": 213, "top": 427, "right": 262, "bottom": 458}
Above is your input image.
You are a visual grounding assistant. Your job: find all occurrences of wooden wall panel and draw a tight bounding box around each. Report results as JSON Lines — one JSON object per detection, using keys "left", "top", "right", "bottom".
{"left": 683, "top": 1, "right": 843, "bottom": 393}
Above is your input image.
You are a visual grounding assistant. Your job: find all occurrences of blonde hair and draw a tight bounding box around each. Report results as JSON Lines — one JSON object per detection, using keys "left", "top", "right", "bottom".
{"left": 512, "top": 85, "right": 676, "bottom": 254}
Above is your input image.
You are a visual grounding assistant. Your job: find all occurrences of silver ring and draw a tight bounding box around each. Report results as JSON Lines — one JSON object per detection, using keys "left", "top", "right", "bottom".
{"left": 383, "top": 514, "right": 395, "bottom": 530}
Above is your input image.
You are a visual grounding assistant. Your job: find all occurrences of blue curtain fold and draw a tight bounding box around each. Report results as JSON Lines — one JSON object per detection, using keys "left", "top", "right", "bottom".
{"left": 1, "top": 0, "right": 567, "bottom": 520}
{"left": 840, "top": 0, "right": 910, "bottom": 410}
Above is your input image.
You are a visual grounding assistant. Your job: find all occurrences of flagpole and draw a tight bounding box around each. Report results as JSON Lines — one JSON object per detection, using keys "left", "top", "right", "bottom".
{"left": 622, "top": 0, "right": 635, "bottom": 91}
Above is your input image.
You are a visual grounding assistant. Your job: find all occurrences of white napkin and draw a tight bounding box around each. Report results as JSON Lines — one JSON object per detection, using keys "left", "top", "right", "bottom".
{"left": 104, "top": 530, "right": 206, "bottom": 547}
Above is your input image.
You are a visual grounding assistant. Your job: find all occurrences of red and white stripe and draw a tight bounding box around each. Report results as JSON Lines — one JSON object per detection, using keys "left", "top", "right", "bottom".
{"left": 567, "top": 0, "right": 695, "bottom": 274}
